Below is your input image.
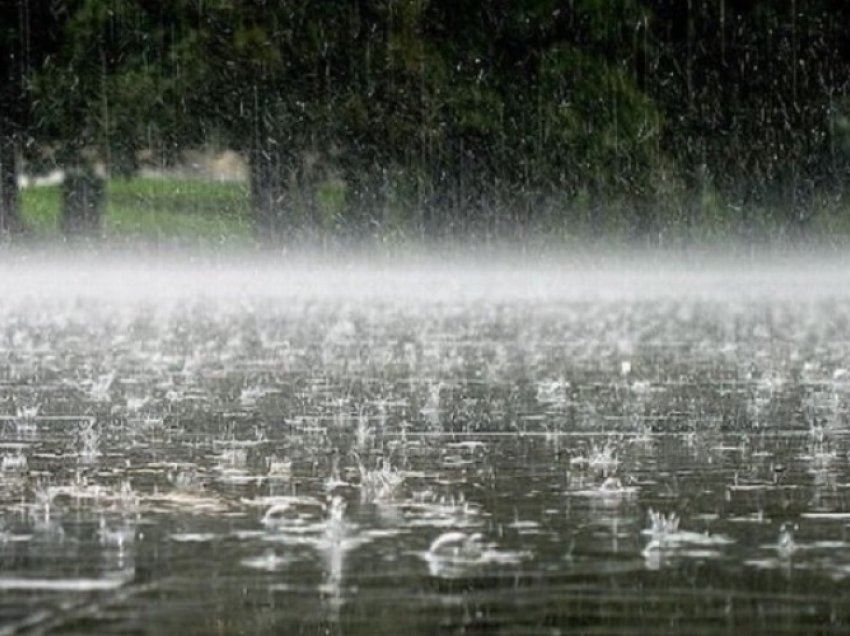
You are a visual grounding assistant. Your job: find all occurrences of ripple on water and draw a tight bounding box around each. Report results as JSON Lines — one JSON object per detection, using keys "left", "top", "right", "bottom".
{"left": 641, "top": 509, "right": 734, "bottom": 569}
{"left": 421, "top": 530, "right": 531, "bottom": 579}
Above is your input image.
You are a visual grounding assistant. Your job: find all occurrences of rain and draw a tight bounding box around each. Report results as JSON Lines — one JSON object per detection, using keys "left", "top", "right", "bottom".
{"left": 1, "top": 2, "right": 850, "bottom": 634}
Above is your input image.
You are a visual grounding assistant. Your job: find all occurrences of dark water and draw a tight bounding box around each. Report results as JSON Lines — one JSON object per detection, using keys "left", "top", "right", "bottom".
{"left": 1, "top": 263, "right": 850, "bottom": 634}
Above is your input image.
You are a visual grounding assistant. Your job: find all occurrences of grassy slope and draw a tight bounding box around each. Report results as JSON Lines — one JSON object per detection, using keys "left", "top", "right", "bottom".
{"left": 21, "top": 177, "right": 253, "bottom": 245}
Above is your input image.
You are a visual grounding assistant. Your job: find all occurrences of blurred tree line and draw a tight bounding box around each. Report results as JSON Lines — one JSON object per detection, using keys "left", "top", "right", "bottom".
{"left": 2, "top": 0, "right": 850, "bottom": 243}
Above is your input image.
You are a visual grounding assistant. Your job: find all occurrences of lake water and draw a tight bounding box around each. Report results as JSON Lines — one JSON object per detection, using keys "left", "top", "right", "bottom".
{"left": 0, "top": 257, "right": 849, "bottom": 634}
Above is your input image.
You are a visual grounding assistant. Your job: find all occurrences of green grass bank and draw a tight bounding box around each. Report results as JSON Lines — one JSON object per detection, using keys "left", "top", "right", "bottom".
{"left": 18, "top": 174, "right": 850, "bottom": 251}
{"left": 21, "top": 177, "right": 253, "bottom": 246}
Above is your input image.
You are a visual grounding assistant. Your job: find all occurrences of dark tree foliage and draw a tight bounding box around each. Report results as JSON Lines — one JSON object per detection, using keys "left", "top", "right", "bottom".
{"left": 647, "top": 0, "right": 850, "bottom": 235}
{"left": 6, "top": 0, "right": 850, "bottom": 242}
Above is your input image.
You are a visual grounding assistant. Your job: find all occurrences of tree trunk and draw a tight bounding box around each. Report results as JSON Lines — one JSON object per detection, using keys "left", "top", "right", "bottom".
{"left": 249, "top": 148, "right": 289, "bottom": 242}
{"left": 422, "top": 152, "right": 461, "bottom": 241}
{"left": 0, "top": 134, "right": 21, "bottom": 234}
{"left": 61, "top": 165, "right": 104, "bottom": 237}
{"left": 630, "top": 190, "right": 658, "bottom": 245}
{"left": 341, "top": 163, "right": 384, "bottom": 242}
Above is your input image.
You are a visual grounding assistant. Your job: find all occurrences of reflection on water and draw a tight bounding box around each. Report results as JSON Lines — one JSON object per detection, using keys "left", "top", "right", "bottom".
{"left": 1, "top": 264, "right": 850, "bottom": 632}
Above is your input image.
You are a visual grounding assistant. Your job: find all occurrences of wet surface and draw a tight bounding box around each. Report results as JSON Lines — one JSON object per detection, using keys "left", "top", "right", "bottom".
{"left": 0, "top": 263, "right": 849, "bottom": 634}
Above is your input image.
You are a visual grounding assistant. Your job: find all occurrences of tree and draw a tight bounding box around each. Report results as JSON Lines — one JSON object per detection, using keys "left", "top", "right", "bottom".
{"left": 29, "top": 0, "right": 188, "bottom": 237}
{"left": 0, "top": 0, "right": 60, "bottom": 234}
{"left": 12, "top": 0, "right": 850, "bottom": 244}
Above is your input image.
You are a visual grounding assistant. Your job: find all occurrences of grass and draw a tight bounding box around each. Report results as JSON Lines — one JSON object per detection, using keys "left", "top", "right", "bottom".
{"left": 21, "top": 176, "right": 254, "bottom": 246}
{"left": 18, "top": 173, "right": 850, "bottom": 251}
{"left": 21, "top": 182, "right": 62, "bottom": 237}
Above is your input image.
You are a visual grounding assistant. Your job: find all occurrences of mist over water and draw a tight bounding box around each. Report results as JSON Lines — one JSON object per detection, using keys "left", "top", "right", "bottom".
{"left": 0, "top": 249, "right": 849, "bottom": 633}
{"left": 2, "top": 248, "right": 848, "bottom": 304}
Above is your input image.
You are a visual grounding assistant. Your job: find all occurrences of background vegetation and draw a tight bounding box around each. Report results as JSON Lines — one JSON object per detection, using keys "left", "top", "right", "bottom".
{"left": 3, "top": 0, "right": 850, "bottom": 246}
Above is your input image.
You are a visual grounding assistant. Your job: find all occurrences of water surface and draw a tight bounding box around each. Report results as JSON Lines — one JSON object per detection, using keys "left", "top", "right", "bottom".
{"left": 0, "top": 258, "right": 848, "bottom": 634}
